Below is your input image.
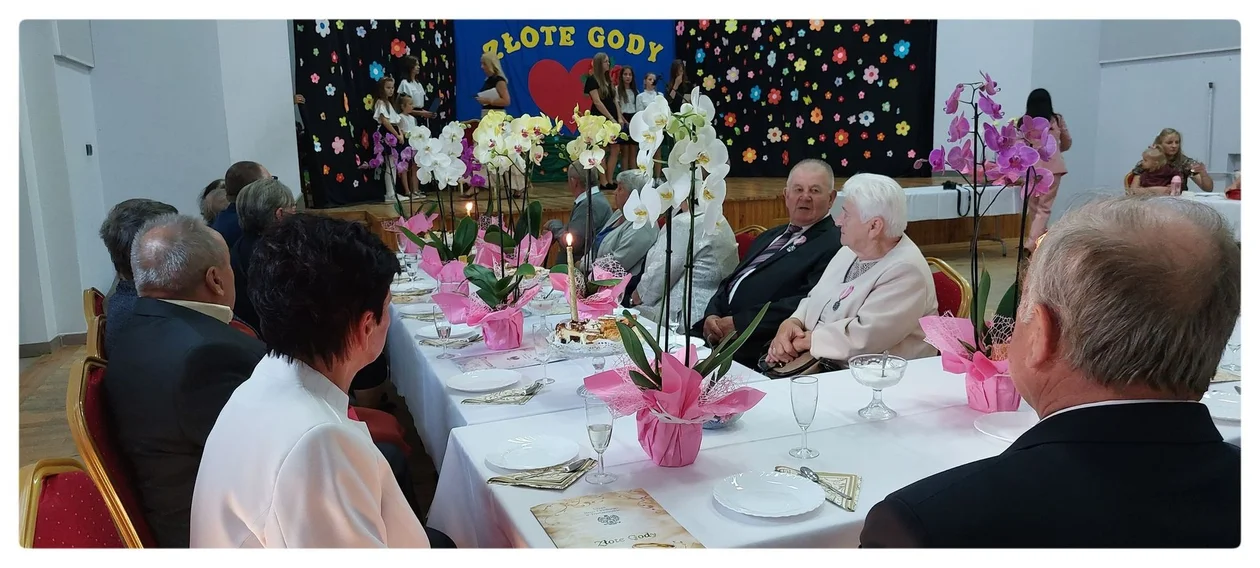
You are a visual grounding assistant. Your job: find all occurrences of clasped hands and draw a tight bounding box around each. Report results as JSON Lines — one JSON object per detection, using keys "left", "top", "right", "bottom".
{"left": 765, "top": 319, "right": 812, "bottom": 364}
{"left": 702, "top": 315, "right": 736, "bottom": 345}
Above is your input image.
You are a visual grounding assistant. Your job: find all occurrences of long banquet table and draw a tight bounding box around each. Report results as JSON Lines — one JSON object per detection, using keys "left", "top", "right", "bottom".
{"left": 384, "top": 276, "right": 1243, "bottom": 548}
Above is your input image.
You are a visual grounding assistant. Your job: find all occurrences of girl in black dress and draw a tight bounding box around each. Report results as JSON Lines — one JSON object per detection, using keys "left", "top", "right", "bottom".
{"left": 585, "top": 52, "right": 620, "bottom": 188}
{"left": 616, "top": 66, "right": 639, "bottom": 175}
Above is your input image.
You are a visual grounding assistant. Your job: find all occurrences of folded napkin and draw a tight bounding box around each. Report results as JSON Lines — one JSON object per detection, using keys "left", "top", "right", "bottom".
{"left": 461, "top": 382, "right": 543, "bottom": 405}
{"left": 392, "top": 292, "right": 434, "bottom": 305}
{"left": 400, "top": 311, "right": 441, "bottom": 322}
{"left": 418, "top": 334, "right": 483, "bottom": 349}
{"left": 1212, "top": 369, "right": 1241, "bottom": 383}
{"left": 487, "top": 459, "right": 595, "bottom": 490}
{"left": 774, "top": 466, "right": 861, "bottom": 512}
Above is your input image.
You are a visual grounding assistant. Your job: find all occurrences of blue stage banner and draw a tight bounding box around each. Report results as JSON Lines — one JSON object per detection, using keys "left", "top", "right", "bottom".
{"left": 454, "top": 20, "right": 676, "bottom": 133}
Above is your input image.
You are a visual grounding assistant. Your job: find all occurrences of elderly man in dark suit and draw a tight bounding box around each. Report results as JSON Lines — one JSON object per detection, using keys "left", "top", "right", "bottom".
{"left": 97, "top": 198, "right": 179, "bottom": 355}
{"left": 693, "top": 159, "right": 841, "bottom": 368}
{"left": 211, "top": 160, "right": 271, "bottom": 248}
{"left": 860, "top": 196, "right": 1241, "bottom": 548}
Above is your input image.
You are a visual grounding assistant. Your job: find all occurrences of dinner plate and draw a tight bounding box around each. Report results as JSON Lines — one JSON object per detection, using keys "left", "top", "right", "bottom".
{"left": 973, "top": 410, "right": 1040, "bottom": 443}
{"left": 396, "top": 303, "right": 437, "bottom": 315}
{"left": 713, "top": 471, "right": 826, "bottom": 518}
{"left": 485, "top": 435, "right": 581, "bottom": 471}
{"left": 1201, "top": 390, "right": 1241, "bottom": 422}
{"left": 416, "top": 323, "right": 476, "bottom": 339}
{"left": 391, "top": 280, "right": 435, "bottom": 294}
{"left": 446, "top": 369, "right": 521, "bottom": 393}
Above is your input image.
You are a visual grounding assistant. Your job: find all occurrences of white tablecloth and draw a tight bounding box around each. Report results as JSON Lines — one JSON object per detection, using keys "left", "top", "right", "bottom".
{"left": 830, "top": 184, "right": 1022, "bottom": 222}
{"left": 1180, "top": 193, "right": 1241, "bottom": 240}
{"left": 425, "top": 356, "right": 1241, "bottom": 548}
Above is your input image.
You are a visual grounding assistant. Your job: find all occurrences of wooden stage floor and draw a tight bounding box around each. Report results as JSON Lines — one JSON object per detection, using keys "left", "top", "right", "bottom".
{"left": 315, "top": 175, "right": 1022, "bottom": 248}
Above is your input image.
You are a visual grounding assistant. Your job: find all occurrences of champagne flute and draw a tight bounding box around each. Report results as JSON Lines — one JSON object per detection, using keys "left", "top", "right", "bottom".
{"left": 789, "top": 376, "right": 819, "bottom": 459}
{"left": 434, "top": 306, "right": 454, "bottom": 360}
{"left": 531, "top": 323, "right": 555, "bottom": 385}
{"left": 584, "top": 397, "right": 617, "bottom": 485}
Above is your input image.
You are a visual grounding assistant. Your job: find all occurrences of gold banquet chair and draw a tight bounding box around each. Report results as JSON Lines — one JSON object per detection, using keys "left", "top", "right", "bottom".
{"left": 925, "top": 257, "right": 972, "bottom": 319}
{"left": 86, "top": 314, "right": 106, "bottom": 360}
{"left": 66, "top": 356, "right": 156, "bottom": 547}
{"left": 19, "top": 458, "right": 125, "bottom": 548}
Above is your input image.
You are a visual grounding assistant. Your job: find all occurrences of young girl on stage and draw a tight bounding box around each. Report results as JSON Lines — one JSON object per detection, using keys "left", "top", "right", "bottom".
{"left": 636, "top": 72, "right": 663, "bottom": 181}
{"left": 395, "top": 93, "right": 421, "bottom": 199}
{"left": 372, "top": 77, "right": 404, "bottom": 200}
{"left": 616, "top": 66, "right": 639, "bottom": 175}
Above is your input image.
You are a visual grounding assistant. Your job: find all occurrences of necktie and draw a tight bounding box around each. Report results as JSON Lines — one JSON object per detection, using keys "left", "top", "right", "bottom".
{"left": 734, "top": 225, "right": 801, "bottom": 282}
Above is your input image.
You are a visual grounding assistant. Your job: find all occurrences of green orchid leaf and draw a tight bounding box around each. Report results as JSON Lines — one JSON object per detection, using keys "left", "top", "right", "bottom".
{"left": 617, "top": 320, "right": 661, "bottom": 387}
{"left": 393, "top": 193, "right": 406, "bottom": 218}
{"left": 514, "top": 200, "right": 544, "bottom": 240}
{"left": 397, "top": 225, "right": 426, "bottom": 248}
{"left": 452, "top": 217, "right": 478, "bottom": 258}
{"left": 629, "top": 369, "right": 660, "bottom": 390}
{"left": 514, "top": 263, "right": 537, "bottom": 279}
{"left": 550, "top": 264, "right": 571, "bottom": 275}
{"left": 483, "top": 228, "right": 517, "bottom": 249}
{"left": 623, "top": 312, "right": 663, "bottom": 363}
{"left": 696, "top": 302, "right": 771, "bottom": 377}
{"left": 463, "top": 264, "right": 500, "bottom": 294}
{"left": 588, "top": 278, "right": 622, "bottom": 288}
{"left": 475, "top": 288, "right": 501, "bottom": 308}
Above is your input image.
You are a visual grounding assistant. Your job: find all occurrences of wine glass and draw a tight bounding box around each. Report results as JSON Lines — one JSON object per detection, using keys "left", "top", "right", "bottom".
{"left": 584, "top": 397, "right": 617, "bottom": 485}
{"left": 849, "top": 353, "right": 908, "bottom": 421}
{"left": 533, "top": 291, "right": 558, "bottom": 317}
{"left": 1220, "top": 319, "right": 1242, "bottom": 373}
{"left": 789, "top": 376, "right": 820, "bottom": 459}
{"left": 433, "top": 306, "right": 455, "bottom": 360}
{"left": 531, "top": 323, "right": 556, "bottom": 385}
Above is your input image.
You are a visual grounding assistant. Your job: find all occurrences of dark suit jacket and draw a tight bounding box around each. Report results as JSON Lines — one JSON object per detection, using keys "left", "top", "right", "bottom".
{"left": 692, "top": 221, "right": 840, "bottom": 367}
{"left": 104, "top": 298, "right": 266, "bottom": 547}
{"left": 229, "top": 232, "right": 261, "bottom": 332}
{"left": 860, "top": 402, "right": 1241, "bottom": 548}
{"left": 210, "top": 203, "right": 242, "bottom": 248}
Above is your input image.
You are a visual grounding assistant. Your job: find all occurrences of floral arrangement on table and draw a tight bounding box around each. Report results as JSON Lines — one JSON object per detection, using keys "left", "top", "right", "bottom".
{"left": 461, "top": 262, "right": 541, "bottom": 350}
{"left": 914, "top": 71, "right": 1059, "bottom": 413}
{"left": 581, "top": 87, "right": 770, "bottom": 467}
{"left": 548, "top": 256, "right": 631, "bottom": 320}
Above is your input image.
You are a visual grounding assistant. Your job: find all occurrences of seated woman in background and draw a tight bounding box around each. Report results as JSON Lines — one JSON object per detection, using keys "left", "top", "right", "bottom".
{"left": 587, "top": 170, "right": 660, "bottom": 278}
{"left": 1131, "top": 127, "right": 1214, "bottom": 192}
{"left": 1128, "top": 147, "right": 1181, "bottom": 196}
{"left": 629, "top": 197, "right": 738, "bottom": 330}
{"left": 765, "top": 174, "right": 938, "bottom": 370}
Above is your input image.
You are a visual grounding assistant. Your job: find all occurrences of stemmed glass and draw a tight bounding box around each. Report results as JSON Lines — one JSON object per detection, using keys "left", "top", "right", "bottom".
{"left": 849, "top": 353, "right": 908, "bottom": 421}
{"left": 789, "top": 376, "right": 819, "bottom": 459}
{"left": 433, "top": 306, "right": 454, "bottom": 360}
{"left": 532, "top": 290, "right": 558, "bottom": 317}
{"left": 531, "top": 323, "right": 556, "bottom": 385}
{"left": 584, "top": 397, "right": 617, "bottom": 485}
{"left": 1221, "top": 320, "right": 1242, "bottom": 373}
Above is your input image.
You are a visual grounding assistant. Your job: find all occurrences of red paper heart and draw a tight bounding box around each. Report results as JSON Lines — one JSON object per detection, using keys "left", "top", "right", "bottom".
{"left": 529, "top": 58, "right": 594, "bottom": 133}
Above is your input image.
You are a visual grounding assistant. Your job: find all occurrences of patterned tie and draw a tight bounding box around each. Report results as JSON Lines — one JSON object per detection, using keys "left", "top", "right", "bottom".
{"left": 734, "top": 225, "right": 801, "bottom": 281}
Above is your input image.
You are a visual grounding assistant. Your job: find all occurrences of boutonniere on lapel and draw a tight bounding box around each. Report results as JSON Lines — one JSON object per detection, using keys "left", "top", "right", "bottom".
{"left": 831, "top": 285, "right": 854, "bottom": 311}
{"left": 784, "top": 233, "right": 808, "bottom": 253}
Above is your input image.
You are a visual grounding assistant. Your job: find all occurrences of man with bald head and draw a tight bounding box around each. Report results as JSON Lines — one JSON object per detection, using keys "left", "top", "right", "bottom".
{"left": 212, "top": 161, "right": 271, "bottom": 247}
{"left": 104, "top": 214, "right": 266, "bottom": 547}
{"left": 693, "top": 159, "right": 841, "bottom": 367}
{"left": 861, "top": 196, "right": 1241, "bottom": 547}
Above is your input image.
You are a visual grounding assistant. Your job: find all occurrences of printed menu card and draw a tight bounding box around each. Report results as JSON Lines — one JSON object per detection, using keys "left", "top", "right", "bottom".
{"left": 530, "top": 488, "right": 703, "bottom": 548}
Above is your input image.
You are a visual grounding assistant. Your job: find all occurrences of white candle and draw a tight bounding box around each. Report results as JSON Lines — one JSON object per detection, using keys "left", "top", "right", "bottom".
{"left": 465, "top": 202, "right": 473, "bottom": 217}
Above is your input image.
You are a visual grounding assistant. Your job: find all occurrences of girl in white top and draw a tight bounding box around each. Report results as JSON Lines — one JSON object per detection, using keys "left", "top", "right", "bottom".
{"left": 636, "top": 72, "right": 664, "bottom": 179}
{"left": 396, "top": 94, "right": 420, "bottom": 198}
{"left": 372, "top": 77, "right": 402, "bottom": 140}
{"left": 616, "top": 66, "right": 639, "bottom": 175}
{"left": 398, "top": 55, "right": 434, "bottom": 123}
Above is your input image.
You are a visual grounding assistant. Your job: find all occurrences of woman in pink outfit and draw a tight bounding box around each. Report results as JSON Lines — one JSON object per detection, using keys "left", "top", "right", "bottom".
{"left": 1021, "top": 89, "right": 1071, "bottom": 254}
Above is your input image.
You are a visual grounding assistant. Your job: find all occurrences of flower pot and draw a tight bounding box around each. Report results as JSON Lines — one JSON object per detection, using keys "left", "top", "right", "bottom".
{"left": 478, "top": 308, "right": 524, "bottom": 350}
{"left": 635, "top": 408, "right": 703, "bottom": 467}
{"left": 965, "top": 371, "right": 1023, "bottom": 413}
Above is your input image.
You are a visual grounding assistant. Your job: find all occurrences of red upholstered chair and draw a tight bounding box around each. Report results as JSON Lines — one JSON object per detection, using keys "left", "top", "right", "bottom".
{"left": 87, "top": 315, "right": 106, "bottom": 361}
{"left": 225, "top": 318, "right": 412, "bottom": 456}
{"left": 19, "top": 458, "right": 125, "bottom": 548}
{"left": 83, "top": 288, "right": 105, "bottom": 327}
{"left": 66, "top": 356, "right": 156, "bottom": 548}
{"left": 925, "top": 257, "right": 972, "bottom": 319}
{"left": 734, "top": 225, "right": 767, "bottom": 260}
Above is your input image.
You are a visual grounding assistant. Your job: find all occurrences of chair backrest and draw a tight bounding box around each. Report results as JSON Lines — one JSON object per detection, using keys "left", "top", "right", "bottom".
{"left": 86, "top": 314, "right": 106, "bottom": 360}
{"left": 19, "top": 458, "right": 125, "bottom": 548}
{"left": 734, "top": 225, "right": 767, "bottom": 260}
{"left": 925, "top": 257, "right": 972, "bottom": 319}
{"left": 229, "top": 317, "right": 259, "bottom": 339}
{"left": 83, "top": 288, "right": 105, "bottom": 326}
{"left": 66, "top": 356, "right": 156, "bottom": 548}
{"left": 1123, "top": 171, "right": 1136, "bottom": 190}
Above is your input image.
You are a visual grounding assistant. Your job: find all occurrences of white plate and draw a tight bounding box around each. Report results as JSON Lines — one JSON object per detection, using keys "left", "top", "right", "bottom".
{"left": 446, "top": 369, "right": 521, "bottom": 393}
{"left": 416, "top": 323, "right": 476, "bottom": 339}
{"left": 391, "top": 280, "right": 435, "bottom": 294}
{"left": 712, "top": 471, "right": 826, "bottom": 518}
{"left": 396, "top": 303, "right": 437, "bottom": 315}
{"left": 485, "top": 435, "right": 581, "bottom": 471}
{"left": 973, "top": 410, "right": 1040, "bottom": 443}
{"left": 1201, "top": 390, "right": 1241, "bottom": 422}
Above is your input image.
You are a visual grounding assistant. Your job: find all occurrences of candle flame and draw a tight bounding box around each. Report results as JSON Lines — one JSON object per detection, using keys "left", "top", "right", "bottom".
{"left": 464, "top": 202, "right": 473, "bottom": 213}
{"left": 565, "top": 233, "right": 573, "bottom": 246}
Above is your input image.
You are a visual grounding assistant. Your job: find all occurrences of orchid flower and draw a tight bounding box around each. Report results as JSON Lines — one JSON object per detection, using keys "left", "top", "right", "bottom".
{"left": 946, "top": 139, "right": 974, "bottom": 174}
{"left": 625, "top": 185, "right": 661, "bottom": 229}
{"left": 944, "top": 83, "right": 964, "bottom": 114}
{"left": 680, "top": 86, "right": 715, "bottom": 126}
{"left": 947, "top": 114, "right": 970, "bottom": 143}
{"left": 996, "top": 145, "right": 1039, "bottom": 176}
{"left": 980, "top": 71, "right": 1000, "bottom": 95}
{"left": 978, "top": 93, "right": 1003, "bottom": 120}
{"left": 678, "top": 126, "right": 729, "bottom": 173}
{"left": 579, "top": 147, "right": 606, "bottom": 172}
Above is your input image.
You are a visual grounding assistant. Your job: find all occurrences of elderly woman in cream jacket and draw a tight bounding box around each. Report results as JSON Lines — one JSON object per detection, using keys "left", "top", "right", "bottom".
{"left": 766, "top": 174, "right": 937, "bottom": 366}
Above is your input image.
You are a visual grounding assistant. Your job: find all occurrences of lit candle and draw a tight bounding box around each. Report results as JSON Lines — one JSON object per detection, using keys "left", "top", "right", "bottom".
{"left": 465, "top": 202, "right": 473, "bottom": 217}
{"left": 565, "top": 232, "right": 579, "bottom": 322}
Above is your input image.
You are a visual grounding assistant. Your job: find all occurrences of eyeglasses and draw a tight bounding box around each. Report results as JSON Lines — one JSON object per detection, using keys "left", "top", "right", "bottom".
{"left": 271, "top": 176, "right": 278, "bottom": 180}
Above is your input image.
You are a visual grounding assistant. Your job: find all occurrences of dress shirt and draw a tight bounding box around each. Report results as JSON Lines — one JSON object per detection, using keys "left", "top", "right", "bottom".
{"left": 727, "top": 221, "right": 817, "bottom": 302}
{"left": 158, "top": 299, "right": 233, "bottom": 324}
{"left": 1042, "top": 399, "right": 1195, "bottom": 421}
{"left": 190, "top": 354, "right": 429, "bottom": 548}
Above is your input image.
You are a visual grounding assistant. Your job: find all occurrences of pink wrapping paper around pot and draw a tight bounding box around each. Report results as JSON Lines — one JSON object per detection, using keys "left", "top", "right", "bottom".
{"left": 432, "top": 293, "right": 470, "bottom": 324}
{"left": 964, "top": 356, "right": 1022, "bottom": 413}
{"left": 419, "top": 247, "right": 469, "bottom": 283}
{"left": 475, "top": 233, "right": 554, "bottom": 268}
{"left": 547, "top": 268, "right": 630, "bottom": 319}
{"left": 397, "top": 213, "right": 438, "bottom": 254}
{"left": 468, "top": 307, "right": 524, "bottom": 350}
{"left": 635, "top": 408, "right": 703, "bottom": 467}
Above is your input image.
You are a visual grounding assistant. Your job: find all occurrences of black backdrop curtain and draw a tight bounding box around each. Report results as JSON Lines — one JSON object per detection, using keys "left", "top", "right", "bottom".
{"left": 294, "top": 19, "right": 456, "bottom": 207}
{"left": 676, "top": 19, "right": 937, "bottom": 178}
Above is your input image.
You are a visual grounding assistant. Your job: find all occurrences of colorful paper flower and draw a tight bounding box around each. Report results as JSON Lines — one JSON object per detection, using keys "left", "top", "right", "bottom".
{"left": 726, "top": 67, "right": 739, "bottom": 82}
{"left": 315, "top": 20, "right": 330, "bottom": 37}
{"left": 790, "top": 89, "right": 799, "bottom": 102}
{"left": 699, "top": 20, "right": 710, "bottom": 31}
{"left": 768, "top": 89, "right": 782, "bottom": 104}
{"left": 749, "top": 86, "right": 762, "bottom": 102}
{"left": 793, "top": 58, "right": 806, "bottom": 73}
{"left": 752, "top": 27, "right": 762, "bottom": 40}
{"left": 325, "top": 84, "right": 336, "bottom": 96}
{"left": 809, "top": 19, "right": 824, "bottom": 31}
{"left": 676, "top": 21, "right": 685, "bottom": 35}
{"left": 880, "top": 55, "right": 888, "bottom": 64}
{"left": 832, "top": 47, "right": 848, "bottom": 65}
{"left": 889, "top": 78, "right": 899, "bottom": 89}
{"left": 858, "top": 111, "right": 875, "bottom": 127}
{"left": 767, "top": 52, "right": 777, "bottom": 67}
{"left": 332, "top": 136, "right": 345, "bottom": 154}
{"left": 795, "top": 116, "right": 805, "bottom": 128}
{"left": 863, "top": 65, "right": 880, "bottom": 84}
{"left": 725, "top": 19, "right": 738, "bottom": 33}
{"left": 309, "top": 73, "right": 320, "bottom": 83}
{"left": 724, "top": 113, "right": 738, "bottom": 127}
{"left": 369, "top": 61, "right": 385, "bottom": 81}
{"left": 356, "top": 26, "right": 367, "bottom": 38}
{"left": 768, "top": 127, "right": 783, "bottom": 142}
{"left": 695, "top": 48, "right": 706, "bottom": 63}
{"left": 893, "top": 40, "right": 911, "bottom": 58}
{"left": 390, "top": 39, "right": 407, "bottom": 58}
{"left": 834, "top": 129, "right": 849, "bottom": 147}
{"left": 742, "top": 148, "right": 757, "bottom": 163}
{"left": 313, "top": 141, "right": 322, "bottom": 152}
{"left": 896, "top": 121, "right": 911, "bottom": 136}
{"left": 810, "top": 108, "right": 823, "bottom": 124}
{"left": 363, "top": 94, "right": 375, "bottom": 110}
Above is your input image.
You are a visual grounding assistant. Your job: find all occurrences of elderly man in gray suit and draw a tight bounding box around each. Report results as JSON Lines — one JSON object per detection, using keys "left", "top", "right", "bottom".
{"left": 546, "top": 161, "right": 612, "bottom": 262}
{"left": 582, "top": 170, "right": 660, "bottom": 275}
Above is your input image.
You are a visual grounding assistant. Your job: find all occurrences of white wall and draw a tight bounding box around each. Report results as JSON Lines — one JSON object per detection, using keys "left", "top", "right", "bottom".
{"left": 932, "top": 20, "right": 1036, "bottom": 151}
{"left": 19, "top": 19, "right": 300, "bottom": 345}
{"left": 1099, "top": 20, "right": 1240, "bottom": 62}
{"left": 1031, "top": 20, "right": 1102, "bottom": 219}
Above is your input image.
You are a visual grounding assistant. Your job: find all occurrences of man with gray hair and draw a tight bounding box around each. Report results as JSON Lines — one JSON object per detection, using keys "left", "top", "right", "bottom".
{"left": 199, "top": 179, "right": 228, "bottom": 225}
{"left": 860, "top": 196, "right": 1241, "bottom": 548}
{"left": 585, "top": 169, "right": 660, "bottom": 275}
{"left": 545, "top": 161, "right": 612, "bottom": 261}
{"left": 98, "top": 198, "right": 178, "bottom": 354}
{"left": 104, "top": 213, "right": 266, "bottom": 547}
